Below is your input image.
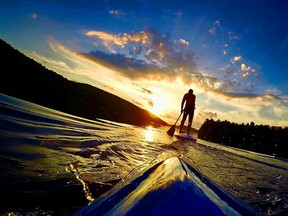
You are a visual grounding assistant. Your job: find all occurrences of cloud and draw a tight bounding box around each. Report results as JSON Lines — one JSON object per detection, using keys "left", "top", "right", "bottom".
{"left": 200, "top": 90, "right": 288, "bottom": 127}
{"left": 231, "top": 56, "right": 241, "bottom": 63}
{"left": 198, "top": 109, "right": 218, "bottom": 120}
{"left": 109, "top": 10, "right": 125, "bottom": 16}
{"left": 30, "top": 13, "right": 38, "bottom": 19}
{"left": 141, "top": 87, "right": 153, "bottom": 95}
{"left": 85, "top": 31, "right": 126, "bottom": 50}
{"left": 84, "top": 28, "right": 199, "bottom": 81}
{"left": 260, "top": 93, "right": 288, "bottom": 108}
{"left": 85, "top": 28, "right": 194, "bottom": 66}
{"left": 83, "top": 28, "right": 264, "bottom": 97}
{"left": 219, "top": 91, "right": 258, "bottom": 99}
{"left": 148, "top": 101, "right": 154, "bottom": 107}
{"left": 241, "top": 63, "right": 251, "bottom": 71}
{"left": 82, "top": 28, "right": 287, "bottom": 112}
{"left": 27, "top": 50, "right": 71, "bottom": 72}
{"left": 132, "top": 99, "right": 143, "bottom": 107}
{"left": 208, "top": 27, "right": 216, "bottom": 34}
{"left": 258, "top": 106, "right": 279, "bottom": 120}
{"left": 40, "top": 37, "right": 288, "bottom": 127}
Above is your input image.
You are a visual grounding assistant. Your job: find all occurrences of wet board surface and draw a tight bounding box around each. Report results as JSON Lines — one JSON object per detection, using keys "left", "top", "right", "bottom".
{"left": 175, "top": 133, "right": 197, "bottom": 141}
{"left": 73, "top": 157, "right": 261, "bottom": 216}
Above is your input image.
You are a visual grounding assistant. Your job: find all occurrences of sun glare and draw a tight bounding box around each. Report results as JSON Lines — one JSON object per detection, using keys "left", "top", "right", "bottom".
{"left": 144, "top": 126, "right": 154, "bottom": 142}
{"left": 149, "top": 93, "right": 169, "bottom": 116}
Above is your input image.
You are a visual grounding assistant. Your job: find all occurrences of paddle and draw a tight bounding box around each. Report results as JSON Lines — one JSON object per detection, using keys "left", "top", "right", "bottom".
{"left": 167, "top": 112, "right": 182, "bottom": 136}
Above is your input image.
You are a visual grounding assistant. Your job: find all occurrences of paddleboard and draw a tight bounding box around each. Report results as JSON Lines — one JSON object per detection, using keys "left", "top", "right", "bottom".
{"left": 73, "top": 157, "right": 261, "bottom": 216}
{"left": 175, "top": 133, "right": 197, "bottom": 141}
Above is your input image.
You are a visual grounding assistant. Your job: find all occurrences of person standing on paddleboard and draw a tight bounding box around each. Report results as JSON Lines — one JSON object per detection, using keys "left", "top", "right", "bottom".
{"left": 179, "top": 89, "right": 196, "bottom": 135}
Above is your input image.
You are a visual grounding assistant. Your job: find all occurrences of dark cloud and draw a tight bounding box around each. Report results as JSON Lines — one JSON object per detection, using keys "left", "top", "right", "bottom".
{"left": 131, "top": 82, "right": 154, "bottom": 95}
{"left": 132, "top": 99, "right": 143, "bottom": 107}
{"left": 218, "top": 91, "right": 258, "bottom": 99}
{"left": 82, "top": 51, "right": 148, "bottom": 73}
{"left": 141, "top": 87, "right": 153, "bottom": 95}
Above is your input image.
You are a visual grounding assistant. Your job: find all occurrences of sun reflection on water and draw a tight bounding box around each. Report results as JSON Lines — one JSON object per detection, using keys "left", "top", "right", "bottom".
{"left": 144, "top": 126, "right": 155, "bottom": 142}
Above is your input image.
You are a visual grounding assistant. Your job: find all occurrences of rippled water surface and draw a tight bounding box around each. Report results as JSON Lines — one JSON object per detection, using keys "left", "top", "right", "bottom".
{"left": 0, "top": 93, "right": 287, "bottom": 215}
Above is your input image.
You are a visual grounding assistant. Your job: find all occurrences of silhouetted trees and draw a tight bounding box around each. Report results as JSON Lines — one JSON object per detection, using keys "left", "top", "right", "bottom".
{"left": 198, "top": 119, "right": 288, "bottom": 159}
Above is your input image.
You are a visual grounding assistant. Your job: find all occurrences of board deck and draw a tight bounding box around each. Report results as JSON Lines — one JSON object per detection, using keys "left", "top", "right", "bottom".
{"left": 73, "top": 157, "right": 261, "bottom": 216}
{"left": 175, "top": 133, "right": 197, "bottom": 141}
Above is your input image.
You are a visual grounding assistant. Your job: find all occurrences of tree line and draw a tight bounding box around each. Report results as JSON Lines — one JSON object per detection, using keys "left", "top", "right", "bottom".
{"left": 198, "top": 119, "right": 288, "bottom": 159}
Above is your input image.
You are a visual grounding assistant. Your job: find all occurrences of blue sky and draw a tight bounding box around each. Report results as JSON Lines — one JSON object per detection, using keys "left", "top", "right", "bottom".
{"left": 1, "top": 0, "right": 288, "bottom": 128}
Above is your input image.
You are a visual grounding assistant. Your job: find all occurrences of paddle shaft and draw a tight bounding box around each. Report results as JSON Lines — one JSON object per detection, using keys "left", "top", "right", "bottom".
{"left": 167, "top": 112, "right": 182, "bottom": 136}
{"left": 174, "top": 112, "right": 182, "bottom": 126}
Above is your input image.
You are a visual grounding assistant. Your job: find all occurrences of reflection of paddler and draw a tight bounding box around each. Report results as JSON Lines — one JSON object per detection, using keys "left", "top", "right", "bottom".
{"left": 179, "top": 89, "right": 196, "bottom": 135}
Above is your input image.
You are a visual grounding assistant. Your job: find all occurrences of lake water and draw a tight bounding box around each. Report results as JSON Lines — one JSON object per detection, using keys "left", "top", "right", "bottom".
{"left": 0, "top": 93, "right": 287, "bottom": 215}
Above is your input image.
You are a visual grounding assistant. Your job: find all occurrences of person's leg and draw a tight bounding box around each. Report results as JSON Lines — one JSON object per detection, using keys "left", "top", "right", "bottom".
{"left": 179, "top": 112, "right": 188, "bottom": 133}
{"left": 187, "top": 123, "right": 191, "bottom": 135}
{"left": 187, "top": 111, "right": 194, "bottom": 135}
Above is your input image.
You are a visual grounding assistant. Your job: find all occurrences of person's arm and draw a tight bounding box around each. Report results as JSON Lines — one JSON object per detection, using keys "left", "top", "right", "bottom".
{"left": 181, "top": 95, "right": 186, "bottom": 112}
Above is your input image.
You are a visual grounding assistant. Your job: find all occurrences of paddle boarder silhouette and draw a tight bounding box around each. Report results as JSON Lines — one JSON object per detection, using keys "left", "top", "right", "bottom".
{"left": 179, "top": 89, "right": 196, "bottom": 135}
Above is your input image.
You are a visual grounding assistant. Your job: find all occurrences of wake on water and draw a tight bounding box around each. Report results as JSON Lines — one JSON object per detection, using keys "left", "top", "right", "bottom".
{"left": 0, "top": 93, "right": 287, "bottom": 215}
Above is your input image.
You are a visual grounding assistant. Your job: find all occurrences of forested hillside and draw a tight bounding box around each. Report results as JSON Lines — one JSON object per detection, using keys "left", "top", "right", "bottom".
{"left": 0, "top": 39, "right": 167, "bottom": 127}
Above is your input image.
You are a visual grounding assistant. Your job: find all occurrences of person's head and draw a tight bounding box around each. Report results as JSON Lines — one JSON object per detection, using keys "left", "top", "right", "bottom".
{"left": 188, "top": 89, "right": 193, "bottom": 94}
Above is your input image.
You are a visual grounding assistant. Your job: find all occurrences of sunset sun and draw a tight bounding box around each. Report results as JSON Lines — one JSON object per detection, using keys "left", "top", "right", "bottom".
{"left": 148, "top": 93, "right": 169, "bottom": 116}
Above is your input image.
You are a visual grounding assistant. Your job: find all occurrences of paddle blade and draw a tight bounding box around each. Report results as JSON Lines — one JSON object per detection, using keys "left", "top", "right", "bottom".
{"left": 167, "top": 125, "right": 175, "bottom": 136}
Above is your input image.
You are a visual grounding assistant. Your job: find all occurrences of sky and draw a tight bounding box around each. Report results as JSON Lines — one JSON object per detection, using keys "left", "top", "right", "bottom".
{"left": 1, "top": 0, "right": 288, "bottom": 129}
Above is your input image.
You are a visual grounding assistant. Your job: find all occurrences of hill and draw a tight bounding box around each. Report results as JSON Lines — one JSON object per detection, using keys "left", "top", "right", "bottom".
{"left": 0, "top": 39, "right": 167, "bottom": 127}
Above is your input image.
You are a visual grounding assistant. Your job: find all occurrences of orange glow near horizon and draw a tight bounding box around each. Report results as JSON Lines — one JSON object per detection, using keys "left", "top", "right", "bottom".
{"left": 28, "top": 39, "right": 288, "bottom": 128}
{"left": 149, "top": 96, "right": 169, "bottom": 116}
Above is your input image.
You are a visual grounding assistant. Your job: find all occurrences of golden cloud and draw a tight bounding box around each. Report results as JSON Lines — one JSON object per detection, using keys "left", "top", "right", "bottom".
{"left": 232, "top": 56, "right": 241, "bottom": 63}
{"left": 241, "top": 63, "right": 251, "bottom": 71}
